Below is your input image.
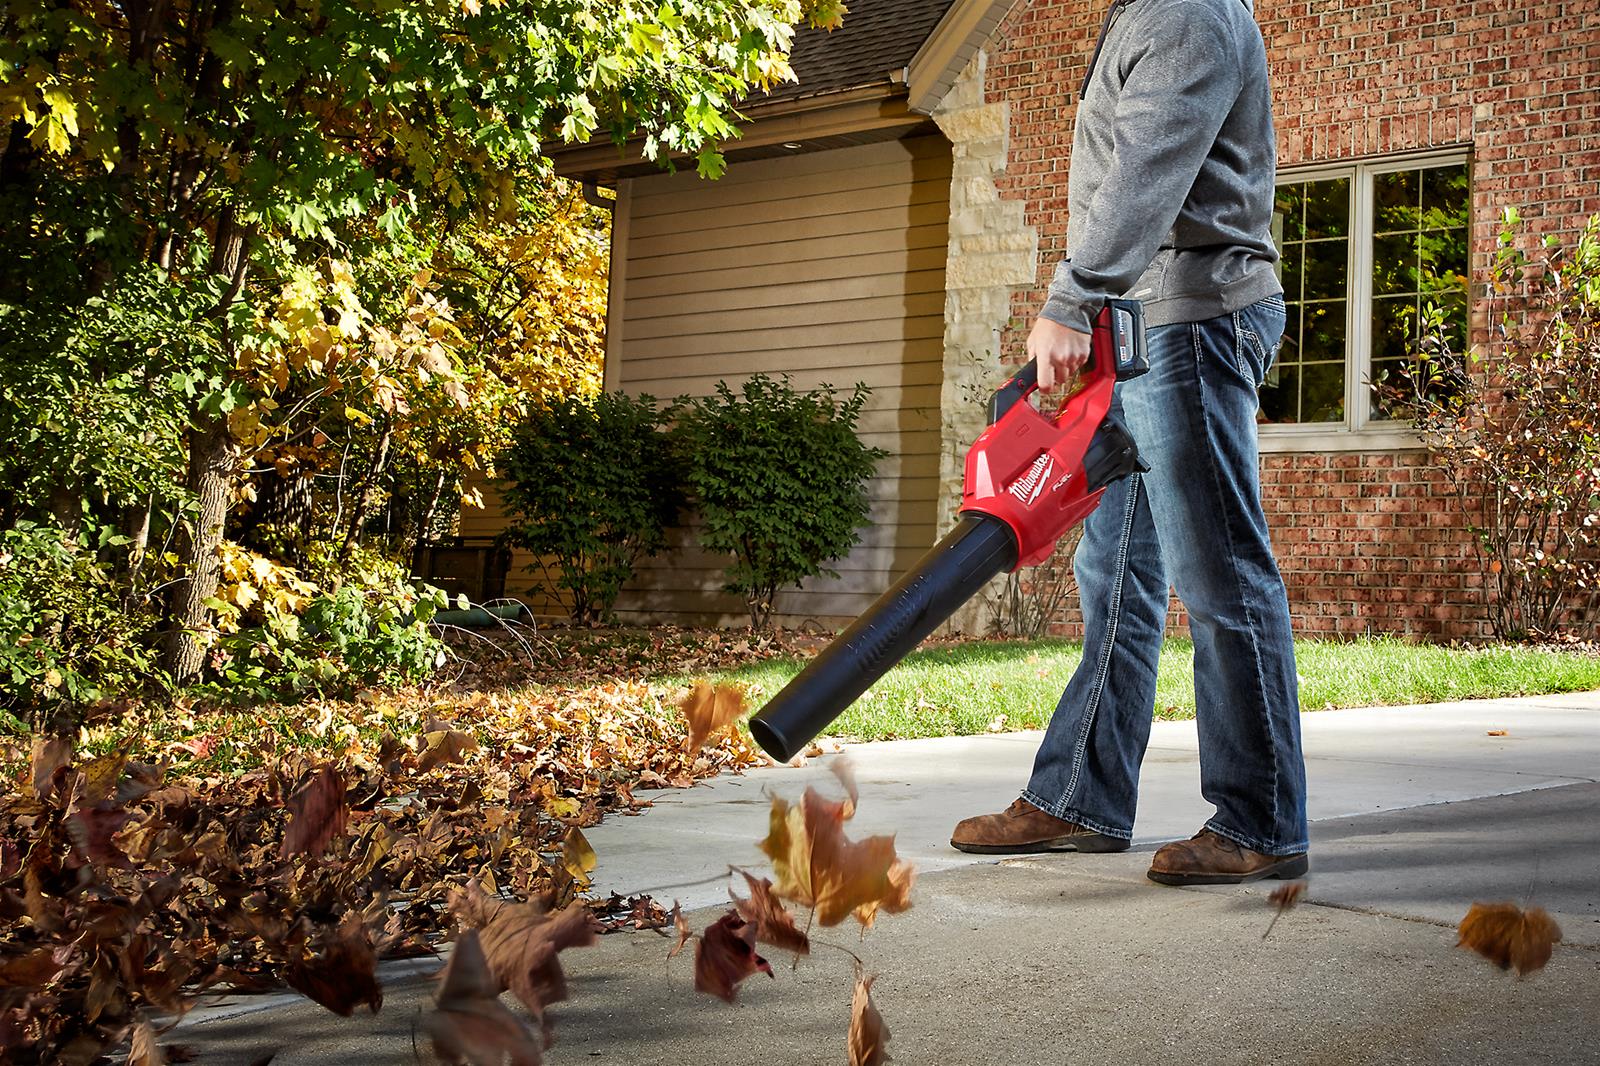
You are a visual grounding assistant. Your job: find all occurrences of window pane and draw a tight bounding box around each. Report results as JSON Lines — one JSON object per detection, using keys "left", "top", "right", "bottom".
{"left": 1371, "top": 295, "right": 1416, "bottom": 361}
{"left": 1267, "top": 175, "right": 1350, "bottom": 424}
{"left": 1419, "top": 227, "right": 1468, "bottom": 291}
{"left": 1372, "top": 233, "right": 1418, "bottom": 296}
{"left": 1305, "top": 177, "right": 1349, "bottom": 238}
{"left": 1302, "top": 300, "right": 1346, "bottom": 360}
{"left": 1374, "top": 170, "right": 1420, "bottom": 233}
{"left": 1302, "top": 362, "right": 1345, "bottom": 422}
{"left": 1422, "top": 164, "right": 1470, "bottom": 228}
{"left": 1367, "top": 161, "right": 1471, "bottom": 422}
{"left": 1304, "top": 239, "right": 1347, "bottom": 297}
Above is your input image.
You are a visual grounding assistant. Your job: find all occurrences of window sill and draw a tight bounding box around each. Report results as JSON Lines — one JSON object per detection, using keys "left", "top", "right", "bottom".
{"left": 1257, "top": 425, "right": 1425, "bottom": 453}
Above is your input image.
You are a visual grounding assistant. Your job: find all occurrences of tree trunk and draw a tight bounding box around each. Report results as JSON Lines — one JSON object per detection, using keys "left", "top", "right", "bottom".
{"left": 165, "top": 214, "right": 248, "bottom": 682}
{"left": 164, "top": 413, "right": 236, "bottom": 680}
{"left": 341, "top": 423, "right": 391, "bottom": 560}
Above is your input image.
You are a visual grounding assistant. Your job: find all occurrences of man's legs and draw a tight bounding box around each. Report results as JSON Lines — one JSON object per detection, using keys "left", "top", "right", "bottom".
{"left": 1018, "top": 464, "right": 1170, "bottom": 840}
{"left": 979, "top": 298, "right": 1308, "bottom": 860}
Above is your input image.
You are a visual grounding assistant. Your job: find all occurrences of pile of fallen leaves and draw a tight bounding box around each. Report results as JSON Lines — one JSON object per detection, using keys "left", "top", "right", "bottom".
{"left": 0, "top": 678, "right": 763, "bottom": 1064}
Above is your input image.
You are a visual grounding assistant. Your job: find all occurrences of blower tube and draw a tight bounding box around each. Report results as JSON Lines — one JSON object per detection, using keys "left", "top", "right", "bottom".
{"left": 747, "top": 512, "right": 1019, "bottom": 763}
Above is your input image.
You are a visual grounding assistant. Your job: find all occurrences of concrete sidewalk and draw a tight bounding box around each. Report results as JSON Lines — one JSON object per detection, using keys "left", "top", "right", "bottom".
{"left": 177, "top": 692, "right": 1600, "bottom": 1065}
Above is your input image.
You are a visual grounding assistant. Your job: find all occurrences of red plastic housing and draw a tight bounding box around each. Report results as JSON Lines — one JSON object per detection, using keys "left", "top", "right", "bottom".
{"left": 959, "top": 305, "right": 1123, "bottom": 569}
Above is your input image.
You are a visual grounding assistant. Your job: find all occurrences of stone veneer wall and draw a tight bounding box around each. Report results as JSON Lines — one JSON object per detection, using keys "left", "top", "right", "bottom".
{"left": 932, "top": 50, "right": 1040, "bottom": 633}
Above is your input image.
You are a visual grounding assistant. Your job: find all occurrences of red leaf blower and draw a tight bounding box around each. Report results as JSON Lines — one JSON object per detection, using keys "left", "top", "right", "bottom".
{"left": 748, "top": 300, "right": 1151, "bottom": 763}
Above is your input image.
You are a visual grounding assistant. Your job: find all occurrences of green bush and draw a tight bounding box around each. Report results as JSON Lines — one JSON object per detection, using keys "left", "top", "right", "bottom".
{"left": 210, "top": 546, "right": 449, "bottom": 698}
{"left": 674, "top": 374, "right": 886, "bottom": 629}
{"left": 499, "top": 391, "right": 684, "bottom": 624}
{"left": 0, "top": 523, "right": 160, "bottom": 731}
{"left": 1388, "top": 209, "right": 1600, "bottom": 639}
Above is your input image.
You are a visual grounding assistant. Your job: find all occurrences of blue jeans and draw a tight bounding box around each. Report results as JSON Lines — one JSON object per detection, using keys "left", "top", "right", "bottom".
{"left": 1021, "top": 296, "right": 1309, "bottom": 856}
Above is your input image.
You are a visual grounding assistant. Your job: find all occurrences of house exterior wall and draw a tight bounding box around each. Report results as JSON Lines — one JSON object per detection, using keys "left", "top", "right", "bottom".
{"left": 979, "top": 0, "right": 1600, "bottom": 640}
{"left": 599, "top": 135, "right": 954, "bottom": 626}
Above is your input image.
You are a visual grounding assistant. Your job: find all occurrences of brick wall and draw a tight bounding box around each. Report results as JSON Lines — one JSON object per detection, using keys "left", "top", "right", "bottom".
{"left": 984, "top": 0, "right": 1600, "bottom": 641}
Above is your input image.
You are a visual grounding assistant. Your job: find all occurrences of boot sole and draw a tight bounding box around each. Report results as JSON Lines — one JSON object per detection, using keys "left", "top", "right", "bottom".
{"left": 1145, "top": 853, "right": 1310, "bottom": 886}
{"left": 950, "top": 833, "right": 1131, "bottom": 855}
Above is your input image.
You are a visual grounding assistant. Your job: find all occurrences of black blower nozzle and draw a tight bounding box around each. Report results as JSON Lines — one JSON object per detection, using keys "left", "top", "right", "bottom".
{"left": 747, "top": 513, "right": 1018, "bottom": 763}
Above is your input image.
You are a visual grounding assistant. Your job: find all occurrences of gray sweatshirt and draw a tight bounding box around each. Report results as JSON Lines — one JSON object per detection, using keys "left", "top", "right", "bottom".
{"left": 1040, "top": 0, "right": 1282, "bottom": 332}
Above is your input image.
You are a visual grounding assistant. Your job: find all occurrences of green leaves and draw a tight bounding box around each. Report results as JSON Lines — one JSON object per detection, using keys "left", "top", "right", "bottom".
{"left": 499, "top": 391, "right": 685, "bottom": 624}
{"left": 674, "top": 375, "right": 887, "bottom": 629}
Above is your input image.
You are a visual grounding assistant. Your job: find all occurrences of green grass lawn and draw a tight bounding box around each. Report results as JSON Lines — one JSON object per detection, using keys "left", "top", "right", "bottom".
{"left": 705, "top": 636, "right": 1600, "bottom": 743}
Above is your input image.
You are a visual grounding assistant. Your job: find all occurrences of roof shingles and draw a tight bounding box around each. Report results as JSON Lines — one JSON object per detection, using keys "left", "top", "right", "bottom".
{"left": 745, "top": 0, "right": 959, "bottom": 105}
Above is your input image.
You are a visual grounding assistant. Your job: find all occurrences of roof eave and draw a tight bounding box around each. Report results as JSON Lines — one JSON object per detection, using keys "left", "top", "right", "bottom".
{"left": 547, "top": 82, "right": 923, "bottom": 182}
{"left": 904, "top": 0, "right": 1020, "bottom": 114}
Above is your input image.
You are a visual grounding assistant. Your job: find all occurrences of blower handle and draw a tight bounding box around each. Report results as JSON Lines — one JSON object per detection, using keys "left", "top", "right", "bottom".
{"left": 985, "top": 300, "right": 1149, "bottom": 426}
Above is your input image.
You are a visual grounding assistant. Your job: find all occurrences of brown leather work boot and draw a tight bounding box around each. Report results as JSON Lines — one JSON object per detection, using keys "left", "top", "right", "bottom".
{"left": 1146, "top": 829, "right": 1309, "bottom": 886}
{"left": 950, "top": 798, "right": 1130, "bottom": 854}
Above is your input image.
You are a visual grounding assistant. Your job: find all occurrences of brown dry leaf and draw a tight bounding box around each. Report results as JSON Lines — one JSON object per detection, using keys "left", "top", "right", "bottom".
{"left": 428, "top": 930, "right": 543, "bottom": 1066}
{"left": 681, "top": 681, "right": 747, "bottom": 752}
{"left": 418, "top": 729, "right": 480, "bottom": 772}
{"left": 1261, "top": 880, "right": 1308, "bottom": 940}
{"left": 848, "top": 973, "right": 891, "bottom": 1066}
{"left": 475, "top": 899, "right": 598, "bottom": 1016}
{"left": 561, "top": 827, "right": 596, "bottom": 884}
{"left": 80, "top": 752, "right": 129, "bottom": 804}
{"left": 667, "top": 901, "right": 693, "bottom": 959}
{"left": 128, "top": 1019, "right": 164, "bottom": 1066}
{"left": 853, "top": 859, "right": 915, "bottom": 932}
{"left": 732, "top": 870, "right": 810, "bottom": 956}
{"left": 1457, "top": 901, "right": 1562, "bottom": 976}
{"left": 67, "top": 804, "right": 134, "bottom": 868}
{"left": 280, "top": 765, "right": 348, "bottom": 859}
{"left": 827, "top": 755, "right": 859, "bottom": 816}
{"left": 693, "top": 911, "right": 773, "bottom": 1003}
{"left": 761, "top": 788, "right": 915, "bottom": 928}
{"left": 1486, "top": 729, "right": 1509, "bottom": 737}
{"left": 30, "top": 734, "right": 72, "bottom": 800}
{"left": 285, "top": 919, "right": 383, "bottom": 1016}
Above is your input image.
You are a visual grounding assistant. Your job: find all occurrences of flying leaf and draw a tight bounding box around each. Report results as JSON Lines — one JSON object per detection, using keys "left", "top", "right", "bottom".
{"left": 80, "top": 752, "right": 129, "bottom": 803}
{"left": 427, "top": 930, "right": 543, "bottom": 1066}
{"left": 680, "top": 681, "right": 747, "bottom": 751}
{"left": 1261, "top": 880, "right": 1307, "bottom": 940}
{"left": 285, "top": 919, "right": 382, "bottom": 1016}
{"left": 1457, "top": 901, "right": 1562, "bottom": 976}
{"left": 828, "top": 755, "right": 859, "bottom": 816}
{"left": 732, "top": 870, "right": 809, "bottom": 956}
{"left": 281, "top": 765, "right": 348, "bottom": 859}
{"left": 760, "top": 789, "right": 915, "bottom": 927}
{"left": 848, "top": 973, "right": 891, "bottom": 1066}
{"left": 66, "top": 804, "right": 133, "bottom": 868}
{"left": 473, "top": 899, "right": 598, "bottom": 1017}
{"left": 30, "top": 735, "right": 72, "bottom": 800}
{"left": 129, "top": 1019, "right": 165, "bottom": 1066}
{"left": 667, "top": 901, "right": 692, "bottom": 959}
{"left": 693, "top": 911, "right": 773, "bottom": 1003}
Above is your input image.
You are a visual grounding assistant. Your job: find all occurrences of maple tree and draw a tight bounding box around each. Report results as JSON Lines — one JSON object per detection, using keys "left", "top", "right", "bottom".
{"left": 0, "top": 0, "right": 850, "bottom": 685}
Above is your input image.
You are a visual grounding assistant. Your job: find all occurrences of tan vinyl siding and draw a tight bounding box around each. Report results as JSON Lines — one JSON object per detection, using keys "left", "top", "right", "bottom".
{"left": 617, "top": 134, "right": 951, "bottom": 627}
{"left": 463, "top": 134, "right": 952, "bottom": 627}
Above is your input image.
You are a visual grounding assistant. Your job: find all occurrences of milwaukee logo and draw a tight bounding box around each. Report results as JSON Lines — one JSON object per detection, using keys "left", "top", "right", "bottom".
{"left": 1008, "top": 453, "right": 1054, "bottom": 505}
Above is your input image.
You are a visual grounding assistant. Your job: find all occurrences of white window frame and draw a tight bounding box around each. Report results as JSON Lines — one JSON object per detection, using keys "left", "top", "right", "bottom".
{"left": 1258, "top": 147, "right": 1472, "bottom": 454}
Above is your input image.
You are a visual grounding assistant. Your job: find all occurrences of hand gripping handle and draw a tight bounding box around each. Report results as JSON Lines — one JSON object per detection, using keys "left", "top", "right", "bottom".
{"left": 985, "top": 300, "right": 1149, "bottom": 426}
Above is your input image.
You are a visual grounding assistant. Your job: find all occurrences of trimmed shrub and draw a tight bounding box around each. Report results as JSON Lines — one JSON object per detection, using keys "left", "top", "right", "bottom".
{"left": 674, "top": 374, "right": 886, "bottom": 629}
{"left": 499, "top": 391, "right": 683, "bottom": 624}
{"left": 1387, "top": 209, "right": 1600, "bottom": 639}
